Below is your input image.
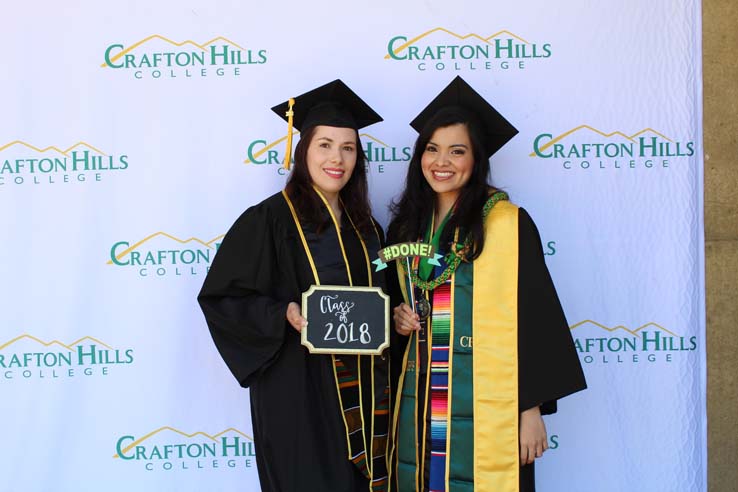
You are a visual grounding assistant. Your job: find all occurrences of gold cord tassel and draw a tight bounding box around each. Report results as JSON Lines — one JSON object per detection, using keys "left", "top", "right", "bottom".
{"left": 283, "top": 97, "right": 295, "bottom": 170}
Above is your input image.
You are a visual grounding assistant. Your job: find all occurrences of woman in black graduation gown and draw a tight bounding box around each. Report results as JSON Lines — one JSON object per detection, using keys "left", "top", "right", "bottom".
{"left": 198, "top": 80, "right": 391, "bottom": 492}
{"left": 387, "top": 77, "right": 587, "bottom": 492}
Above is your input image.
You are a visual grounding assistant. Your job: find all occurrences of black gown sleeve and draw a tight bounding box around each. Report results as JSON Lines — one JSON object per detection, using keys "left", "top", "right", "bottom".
{"left": 198, "top": 203, "right": 291, "bottom": 388}
{"left": 517, "top": 208, "right": 587, "bottom": 414}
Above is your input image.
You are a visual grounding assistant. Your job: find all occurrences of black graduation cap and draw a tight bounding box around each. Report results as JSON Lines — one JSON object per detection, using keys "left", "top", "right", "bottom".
{"left": 409, "top": 76, "right": 518, "bottom": 159}
{"left": 272, "top": 79, "right": 383, "bottom": 132}
{"left": 271, "top": 80, "right": 382, "bottom": 169}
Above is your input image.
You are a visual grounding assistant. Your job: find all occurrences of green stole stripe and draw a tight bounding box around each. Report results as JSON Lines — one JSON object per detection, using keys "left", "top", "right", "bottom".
{"left": 448, "top": 261, "right": 474, "bottom": 491}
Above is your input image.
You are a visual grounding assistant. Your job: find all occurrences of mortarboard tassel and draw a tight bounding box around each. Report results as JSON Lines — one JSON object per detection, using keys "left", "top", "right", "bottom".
{"left": 283, "top": 98, "right": 295, "bottom": 170}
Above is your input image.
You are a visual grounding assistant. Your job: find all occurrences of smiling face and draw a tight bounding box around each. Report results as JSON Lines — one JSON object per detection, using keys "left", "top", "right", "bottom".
{"left": 420, "top": 123, "right": 475, "bottom": 203}
{"left": 305, "top": 125, "right": 358, "bottom": 201}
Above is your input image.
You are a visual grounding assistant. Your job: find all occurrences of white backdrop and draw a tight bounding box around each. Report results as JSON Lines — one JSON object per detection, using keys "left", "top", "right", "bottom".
{"left": 0, "top": 1, "right": 705, "bottom": 491}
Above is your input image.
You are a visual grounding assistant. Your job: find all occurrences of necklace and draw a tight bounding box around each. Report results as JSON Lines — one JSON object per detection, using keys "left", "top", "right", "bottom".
{"left": 403, "top": 191, "right": 508, "bottom": 292}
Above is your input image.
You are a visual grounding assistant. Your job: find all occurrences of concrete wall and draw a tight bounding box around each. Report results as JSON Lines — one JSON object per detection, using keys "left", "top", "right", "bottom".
{"left": 704, "top": 1, "right": 738, "bottom": 490}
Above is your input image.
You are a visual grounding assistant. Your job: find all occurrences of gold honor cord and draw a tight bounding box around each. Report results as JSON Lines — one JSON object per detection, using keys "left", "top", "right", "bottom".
{"left": 281, "top": 189, "right": 376, "bottom": 487}
{"left": 283, "top": 97, "right": 295, "bottom": 170}
{"left": 370, "top": 355, "right": 376, "bottom": 480}
{"left": 282, "top": 190, "right": 319, "bottom": 283}
{"left": 386, "top": 253, "right": 409, "bottom": 488}
{"left": 312, "top": 186, "right": 353, "bottom": 285}
{"left": 400, "top": 267, "right": 422, "bottom": 490}
{"left": 313, "top": 187, "right": 376, "bottom": 479}
{"left": 419, "top": 311, "right": 431, "bottom": 491}
{"left": 365, "top": 219, "right": 391, "bottom": 480}
{"left": 415, "top": 314, "right": 423, "bottom": 491}
{"left": 282, "top": 190, "right": 353, "bottom": 457}
{"left": 389, "top": 318, "right": 412, "bottom": 489}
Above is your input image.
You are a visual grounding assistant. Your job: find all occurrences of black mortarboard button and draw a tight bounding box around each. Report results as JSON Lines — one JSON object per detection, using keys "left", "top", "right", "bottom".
{"left": 409, "top": 76, "right": 518, "bottom": 159}
{"left": 271, "top": 80, "right": 383, "bottom": 169}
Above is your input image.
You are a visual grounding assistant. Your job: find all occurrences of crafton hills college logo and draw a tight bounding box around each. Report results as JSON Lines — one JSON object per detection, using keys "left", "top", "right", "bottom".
{"left": 570, "top": 320, "right": 697, "bottom": 365}
{"left": 0, "top": 334, "right": 134, "bottom": 380}
{"left": 108, "top": 232, "right": 224, "bottom": 278}
{"left": 0, "top": 140, "right": 128, "bottom": 186}
{"left": 244, "top": 131, "right": 411, "bottom": 175}
{"left": 385, "top": 27, "right": 552, "bottom": 72}
{"left": 101, "top": 35, "right": 267, "bottom": 80}
{"left": 114, "top": 427, "right": 256, "bottom": 471}
{"left": 530, "top": 125, "right": 696, "bottom": 171}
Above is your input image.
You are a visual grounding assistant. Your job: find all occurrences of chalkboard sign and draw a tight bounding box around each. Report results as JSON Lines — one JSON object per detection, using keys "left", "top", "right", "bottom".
{"left": 301, "top": 285, "right": 389, "bottom": 355}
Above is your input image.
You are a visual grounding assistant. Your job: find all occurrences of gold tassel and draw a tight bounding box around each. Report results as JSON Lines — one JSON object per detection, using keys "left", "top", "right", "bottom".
{"left": 284, "top": 97, "right": 295, "bottom": 170}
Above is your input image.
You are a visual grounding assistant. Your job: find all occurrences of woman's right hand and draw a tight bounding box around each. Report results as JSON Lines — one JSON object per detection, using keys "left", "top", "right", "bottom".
{"left": 286, "top": 302, "right": 308, "bottom": 333}
{"left": 393, "top": 303, "right": 421, "bottom": 336}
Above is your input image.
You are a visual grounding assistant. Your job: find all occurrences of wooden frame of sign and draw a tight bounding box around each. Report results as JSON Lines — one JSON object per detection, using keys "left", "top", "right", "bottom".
{"left": 301, "top": 284, "right": 390, "bottom": 355}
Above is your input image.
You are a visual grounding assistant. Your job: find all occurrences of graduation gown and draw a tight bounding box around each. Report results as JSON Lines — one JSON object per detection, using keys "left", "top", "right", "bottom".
{"left": 389, "top": 200, "right": 586, "bottom": 492}
{"left": 198, "top": 191, "right": 390, "bottom": 492}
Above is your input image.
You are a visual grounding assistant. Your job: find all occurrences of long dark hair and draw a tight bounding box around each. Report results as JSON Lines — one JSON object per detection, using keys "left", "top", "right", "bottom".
{"left": 388, "top": 106, "right": 498, "bottom": 260}
{"left": 285, "top": 126, "right": 374, "bottom": 235}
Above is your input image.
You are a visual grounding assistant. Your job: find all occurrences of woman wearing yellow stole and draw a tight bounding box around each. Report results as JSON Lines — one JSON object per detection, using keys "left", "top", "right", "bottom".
{"left": 388, "top": 76, "right": 586, "bottom": 492}
{"left": 198, "top": 80, "right": 391, "bottom": 492}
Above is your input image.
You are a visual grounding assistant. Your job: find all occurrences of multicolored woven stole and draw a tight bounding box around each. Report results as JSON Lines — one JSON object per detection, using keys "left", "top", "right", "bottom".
{"left": 333, "top": 356, "right": 367, "bottom": 472}
{"left": 282, "top": 189, "right": 390, "bottom": 492}
{"left": 429, "top": 279, "right": 452, "bottom": 492}
{"left": 371, "top": 384, "right": 391, "bottom": 491}
{"left": 331, "top": 356, "right": 390, "bottom": 491}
